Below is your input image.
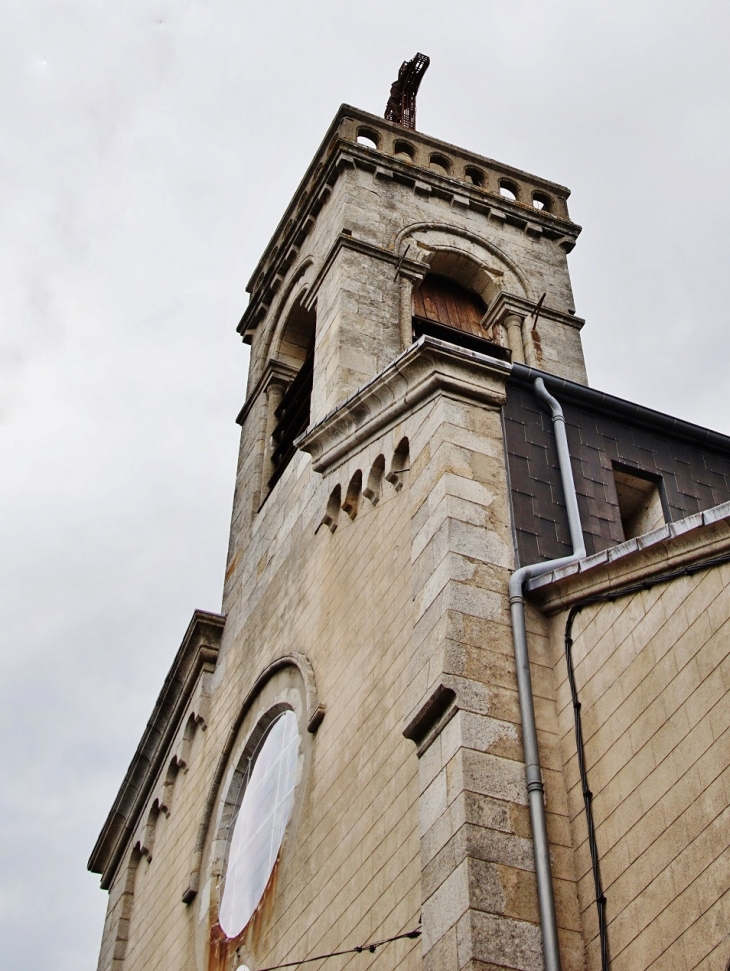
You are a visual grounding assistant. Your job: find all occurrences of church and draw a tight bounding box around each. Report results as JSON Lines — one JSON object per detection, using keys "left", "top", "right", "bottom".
{"left": 89, "top": 56, "right": 730, "bottom": 971}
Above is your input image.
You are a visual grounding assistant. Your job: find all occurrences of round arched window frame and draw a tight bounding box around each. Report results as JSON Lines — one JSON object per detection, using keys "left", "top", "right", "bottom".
{"left": 218, "top": 708, "right": 301, "bottom": 939}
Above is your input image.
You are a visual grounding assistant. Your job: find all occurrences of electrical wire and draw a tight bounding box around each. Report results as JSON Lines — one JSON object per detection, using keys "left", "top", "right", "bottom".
{"left": 562, "top": 548, "right": 730, "bottom": 971}
{"left": 254, "top": 927, "right": 422, "bottom": 970}
{"left": 565, "top": 605, "right": 608, "bottom": 971}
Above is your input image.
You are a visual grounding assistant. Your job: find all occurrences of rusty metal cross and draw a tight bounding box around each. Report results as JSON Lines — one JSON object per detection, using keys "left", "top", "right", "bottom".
{"left": 384, "top": 53, "right": 430, "bottom": 130}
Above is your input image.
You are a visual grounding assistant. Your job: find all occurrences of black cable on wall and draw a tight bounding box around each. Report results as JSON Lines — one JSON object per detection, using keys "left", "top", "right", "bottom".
{"left": 564, "top": 604, "right": 608, "bottom": 971}
{"left": 560, "top": 549, "right": 730, "bottom": 971}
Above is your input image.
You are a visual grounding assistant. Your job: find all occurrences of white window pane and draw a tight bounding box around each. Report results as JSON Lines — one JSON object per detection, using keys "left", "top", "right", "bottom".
{"left": 219, "top": 711, "right": 300, "bottom": 939}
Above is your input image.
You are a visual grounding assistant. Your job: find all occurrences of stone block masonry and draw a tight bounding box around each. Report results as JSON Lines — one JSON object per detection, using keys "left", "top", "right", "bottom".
{"left": 537, "top": 516, "right": 730, "bottom": 971}
{"left": 91, "top": 99, "right": 590, "bottom": 971}
{"left": 91, "top": 99, "right": 730, "bottom": 971}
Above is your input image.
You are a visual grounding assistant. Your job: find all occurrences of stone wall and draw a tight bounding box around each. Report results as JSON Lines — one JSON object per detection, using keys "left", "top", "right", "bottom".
{"left": 402, "top": 389, "right": 584, "bottom": 971}
{"left": 294, "top": 340, "right": 587, "bottom": 971}
{"left": 94, "top": 104, "right": 594, "bottom": 971}
{"left": 539, "top": 518, "right": 730, "bottom": 971}
{"left": 103, "top": 428, "right": 422, "bottom": 971}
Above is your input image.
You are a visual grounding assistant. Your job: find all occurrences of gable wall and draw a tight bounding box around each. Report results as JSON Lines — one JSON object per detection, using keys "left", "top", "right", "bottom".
{"left": 546, "top": 546, "right": 730, "bottom": 971}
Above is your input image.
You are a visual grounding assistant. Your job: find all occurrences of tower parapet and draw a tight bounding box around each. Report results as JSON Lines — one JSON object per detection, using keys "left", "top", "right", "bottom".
{"left": 233, "top": 104, "right": 588, "bottom": 537}
{"left": 239, "top": 105, "right": 585, "bottom": 413}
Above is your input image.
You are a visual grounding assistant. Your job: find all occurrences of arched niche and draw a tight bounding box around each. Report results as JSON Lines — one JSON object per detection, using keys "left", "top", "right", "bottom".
{"left": 183, "top": 653, "right": 323, "bottom": 895}
{"left": 271, "top": 296, "right": 316, "bottom": 372}
{"left": 248, "top": 257, "right": 315, "bottom": 389}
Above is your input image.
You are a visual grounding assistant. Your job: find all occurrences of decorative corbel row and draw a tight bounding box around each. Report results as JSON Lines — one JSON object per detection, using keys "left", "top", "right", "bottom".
{"left": 296, "top": 335, "right": 510, "bottom": 475}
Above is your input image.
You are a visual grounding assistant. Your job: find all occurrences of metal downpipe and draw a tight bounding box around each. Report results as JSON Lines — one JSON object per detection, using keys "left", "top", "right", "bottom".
{"left": 508, "top": 376, "right": 585, "bottom": 971}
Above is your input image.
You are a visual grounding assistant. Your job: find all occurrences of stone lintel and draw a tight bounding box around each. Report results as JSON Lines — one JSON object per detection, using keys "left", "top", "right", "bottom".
{"left": 296, "top": 336, "right": 510, "bottom": 474}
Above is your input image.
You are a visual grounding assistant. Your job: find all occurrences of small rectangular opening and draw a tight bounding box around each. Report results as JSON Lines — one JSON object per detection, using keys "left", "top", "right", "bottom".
{"left": 611, "top": 462, "right": 668, "bottom": 540}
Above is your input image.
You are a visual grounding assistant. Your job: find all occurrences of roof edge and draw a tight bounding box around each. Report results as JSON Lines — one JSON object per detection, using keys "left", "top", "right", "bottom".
{"left": 87, "top": 609, "right": 225, "bottom": 889}
{"left": 511, "top": 363, "right": 730, "bottom": 453}
{"left": 527, "top": 501, "right": 730, "bottom": 610}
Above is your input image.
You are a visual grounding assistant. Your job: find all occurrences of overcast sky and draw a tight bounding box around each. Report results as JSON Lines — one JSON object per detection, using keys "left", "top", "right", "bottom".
{"left": 2, "top": 2, "right": 729, "bottom": 968}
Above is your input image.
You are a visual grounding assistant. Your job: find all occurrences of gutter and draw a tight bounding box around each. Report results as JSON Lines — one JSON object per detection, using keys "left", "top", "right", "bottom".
{"left": 508, "top": 376, "right": 586, "bottom": 971}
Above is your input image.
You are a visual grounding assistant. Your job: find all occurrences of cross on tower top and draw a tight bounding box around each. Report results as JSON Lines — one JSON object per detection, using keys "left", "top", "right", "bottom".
{"left": 384, "top": 53, "right": 430, "bottom": 130}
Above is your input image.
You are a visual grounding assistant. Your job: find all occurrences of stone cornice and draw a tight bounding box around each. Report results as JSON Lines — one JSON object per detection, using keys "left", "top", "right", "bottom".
{"left": 527, "top": 502, "right": 730, "bottom": 612}
{"left": 483, "top": 291, "right": 585, "bottom": 332}
{"left": 236, "top": 358, "right": 298, "bottom": 427}
{"left": 304, "top": 232, "right": 427, "bottom": 311}
{"left": 295, "top": 335, "right": 511, "bottom": 474}
{"left": 88, "top": 610, "right": 225, "bottom": 890}
{"left": 512, "top": 364, "right": 730, "bottom": 451}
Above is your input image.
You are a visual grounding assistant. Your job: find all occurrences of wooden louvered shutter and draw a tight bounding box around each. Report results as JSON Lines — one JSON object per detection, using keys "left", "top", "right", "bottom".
{"left": 412, "top": 274, "right": 487, "bottom": 338}
{"left": 268, "top": 354, "right": 314, "bottom": 490}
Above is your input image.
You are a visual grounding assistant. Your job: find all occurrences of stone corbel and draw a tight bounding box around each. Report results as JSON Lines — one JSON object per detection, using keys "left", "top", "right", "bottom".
{"left": 186, "top": 669, "right": 215, "bottom": 733}
{"left": 402, "top": 683, "right": 457, "bottom": 757}
{"left": 402, "top": 672, "right": 495, "bottom": 757}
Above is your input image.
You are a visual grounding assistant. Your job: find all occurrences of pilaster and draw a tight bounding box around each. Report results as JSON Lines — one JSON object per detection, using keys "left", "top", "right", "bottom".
{"left": 401, "top": 389, "right": 554, "bottom": 969}
{"left": 307, "top": 239, "right": 402, "bottom": 419}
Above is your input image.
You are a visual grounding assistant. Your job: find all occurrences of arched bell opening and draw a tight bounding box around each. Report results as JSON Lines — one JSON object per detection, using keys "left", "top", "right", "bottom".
{"left": 412, "top": 273, "right": 510, "bottom": 360}
{"left": 266, "top": 300, "right": 316, "bottom": 492}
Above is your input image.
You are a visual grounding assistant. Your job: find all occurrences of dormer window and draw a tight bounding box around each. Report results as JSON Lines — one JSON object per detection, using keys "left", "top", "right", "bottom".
{"left": 611, "top": 462, "right": 669, "bottom": 540}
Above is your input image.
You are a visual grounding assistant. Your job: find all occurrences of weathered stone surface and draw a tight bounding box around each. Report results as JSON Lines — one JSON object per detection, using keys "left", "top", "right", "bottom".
{"left": 94, "top": 101, "right": 730, "bottom": 971}
{"left": 92, "top": 101, "right": 588, "bottom": 971}
{"left": 541, "top": 528, "right": 730, "bottom": 971}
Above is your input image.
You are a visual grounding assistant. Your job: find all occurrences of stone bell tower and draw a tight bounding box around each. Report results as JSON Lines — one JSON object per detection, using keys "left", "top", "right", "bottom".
{"left": 90, "top": 68, "right": 591, "bottom": 971}
{"left": 234, "top": 91, "right": 587, "bottom": 523}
